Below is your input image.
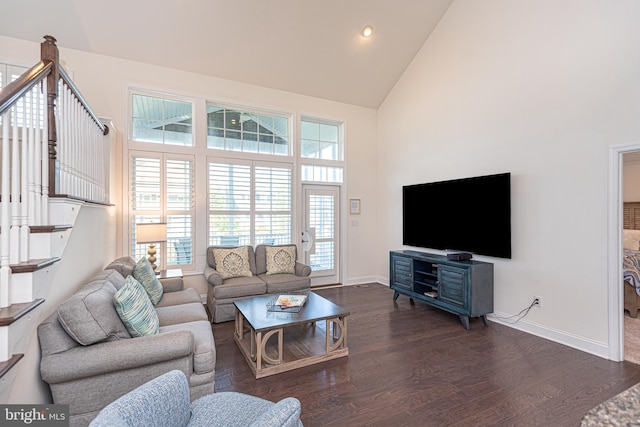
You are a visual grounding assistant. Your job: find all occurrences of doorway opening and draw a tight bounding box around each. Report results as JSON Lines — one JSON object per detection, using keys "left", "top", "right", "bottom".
{"left": 617, "top": 148, "right": 640, "bottom": 363}
{"left": 609, "top": 144, "right": 640, "bottom": 362}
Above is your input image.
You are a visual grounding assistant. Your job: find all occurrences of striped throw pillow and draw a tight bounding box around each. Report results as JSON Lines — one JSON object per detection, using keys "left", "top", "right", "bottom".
{"left": 133, "top": 257, "right": 164, "bottom": 305}
{"left": 114, "top": 276, "right": 159, "bottom": 337}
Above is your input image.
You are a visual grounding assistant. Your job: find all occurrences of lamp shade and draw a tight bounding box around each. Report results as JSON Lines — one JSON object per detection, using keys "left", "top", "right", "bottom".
{"left": 137, "top": 223, "right": 167, "bottom": 244}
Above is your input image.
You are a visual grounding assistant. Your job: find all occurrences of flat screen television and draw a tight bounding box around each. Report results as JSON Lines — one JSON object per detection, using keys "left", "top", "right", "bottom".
{"left": 403, "top": 172, "right": 511, "bottom": 259}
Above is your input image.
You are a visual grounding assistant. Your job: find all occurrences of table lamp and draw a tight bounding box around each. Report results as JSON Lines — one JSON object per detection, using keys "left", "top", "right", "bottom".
{"left": 136, "top": 223, "right": 167, "bottom": 272}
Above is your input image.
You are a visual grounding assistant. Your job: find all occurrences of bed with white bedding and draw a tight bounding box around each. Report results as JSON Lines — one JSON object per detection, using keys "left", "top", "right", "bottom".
{"left": 623, "top": 230, "right": 640, "bottom": 317}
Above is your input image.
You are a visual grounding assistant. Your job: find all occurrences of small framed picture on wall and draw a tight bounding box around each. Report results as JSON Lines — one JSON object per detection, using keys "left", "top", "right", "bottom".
{"left": 350, "top": 199, "right": 361, "bottom": 215}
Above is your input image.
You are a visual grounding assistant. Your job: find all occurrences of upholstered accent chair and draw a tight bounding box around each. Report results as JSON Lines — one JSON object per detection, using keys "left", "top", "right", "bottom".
{"left": 90, "top": 370, "right": 303, "bottom": 427}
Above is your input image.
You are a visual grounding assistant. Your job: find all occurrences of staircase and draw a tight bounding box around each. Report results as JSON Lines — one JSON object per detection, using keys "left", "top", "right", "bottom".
{"left": 0, "top": 36, "right": 112, "bottom": 402}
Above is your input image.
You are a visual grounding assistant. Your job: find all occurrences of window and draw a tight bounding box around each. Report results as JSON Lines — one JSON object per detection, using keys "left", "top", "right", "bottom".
{"left": 132, "top": 94, "right": 193, "bottom": 146}
{"left": 0, "top": 63, "right": 44, "bottom": 128}
{"left": 207, "top": 104, "right": 290, "bottom": 155}
{"left": 300, "top": 117, "right": 344, "bottom": 183}
{"left": 130, "top": 153, "right": 194, "bottom": 268}
{"left": 126, "top": 89, "right": 346, "bottom": 275}
{"left": 208, "top": 160, "right": 292, "bottom": 246}
{"left": 301, "top": 165, "right": 343, "bottom": 183}
{"left": 0, "top": 63, "right": 26, "bottom": 88}
{"left": 300, "top": 118, "right": 342, "bottom": 160}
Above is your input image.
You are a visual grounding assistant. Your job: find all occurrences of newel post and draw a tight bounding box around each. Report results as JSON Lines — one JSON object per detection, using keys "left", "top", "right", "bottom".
{"left": 41, "top": 35, "right": 59, "bottom": 196}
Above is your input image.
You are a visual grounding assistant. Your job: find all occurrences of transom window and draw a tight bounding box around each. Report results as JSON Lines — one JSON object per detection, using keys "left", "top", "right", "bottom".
{"left": 132, "top": 94, "right": 193, "bottom": 146}
{"left": 300, "top": 117, "right": 342, "bottom": 160}
{"left": 207, "top": 104, "right": 290, "bottom": 155}
{"left": 300, "top": 117, "right": 344, "bottom": 183}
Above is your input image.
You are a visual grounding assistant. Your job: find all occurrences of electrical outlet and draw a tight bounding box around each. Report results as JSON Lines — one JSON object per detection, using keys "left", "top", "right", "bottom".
{"left": 533, "top": 296, "right": 542, "bottom": 308}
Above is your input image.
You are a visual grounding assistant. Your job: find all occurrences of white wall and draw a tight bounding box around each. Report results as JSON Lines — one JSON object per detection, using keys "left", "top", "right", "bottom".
{"left": 378, "top": 0, "right": 640, "bottom": 353}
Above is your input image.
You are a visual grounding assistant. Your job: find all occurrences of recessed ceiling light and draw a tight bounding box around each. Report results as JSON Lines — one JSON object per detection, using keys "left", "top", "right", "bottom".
{"left": 362, "top": 26, "right": 373, "bottom": 37}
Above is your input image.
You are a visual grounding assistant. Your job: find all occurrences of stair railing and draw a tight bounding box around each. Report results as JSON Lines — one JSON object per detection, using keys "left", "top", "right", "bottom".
{"left": 0, "top": 35, "right": 109, "bottom": 308}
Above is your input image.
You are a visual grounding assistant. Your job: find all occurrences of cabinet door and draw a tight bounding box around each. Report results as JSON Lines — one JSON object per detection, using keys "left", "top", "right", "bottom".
{"left": 438, "top": 265, "right": 467, "bottom": 308}
{"left": 391, "top": 256, "right": 412, "bottom": 291}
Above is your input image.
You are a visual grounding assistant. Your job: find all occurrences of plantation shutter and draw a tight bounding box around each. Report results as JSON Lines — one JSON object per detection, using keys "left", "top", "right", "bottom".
{"left": 208, "top": 159, "right": 292, "bottom": 246}
{"left": 130, "top": 153, "right": 194, "bottom": 268}
{"left": 208, "top": 161, "right": 251, "bottom": 246}
{"left": 255, "top": 164, "right": 292, "bottom": 245}
{"left": 166, "top": 159, "right": 194, "bottom": 265}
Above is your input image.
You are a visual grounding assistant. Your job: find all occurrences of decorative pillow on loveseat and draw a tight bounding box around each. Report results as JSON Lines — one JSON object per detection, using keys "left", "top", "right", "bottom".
{"left": 114, "top": 276, "right": 159, "bottom": 337}
{"left": 265, "top": 245, "right": 296, "bottom": 275}
{"left": 133, "top": 257, "right": 163, "bottom": 305}
{"left": 213, "top": 247, "right": 253, "bottom": 279}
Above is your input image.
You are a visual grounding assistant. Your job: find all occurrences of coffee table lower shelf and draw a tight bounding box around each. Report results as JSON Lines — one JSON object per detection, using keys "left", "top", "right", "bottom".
{"left": 234, "top": 311, "right": 349, "bottom": 379}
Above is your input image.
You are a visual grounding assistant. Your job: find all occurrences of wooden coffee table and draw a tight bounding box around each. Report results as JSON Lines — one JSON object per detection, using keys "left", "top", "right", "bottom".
{"left": 233, "top": 292, "right": 350, "bottom": 378}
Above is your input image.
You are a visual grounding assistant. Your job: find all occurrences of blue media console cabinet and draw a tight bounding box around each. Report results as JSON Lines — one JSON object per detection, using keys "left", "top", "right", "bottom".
{"left": 389, "top": 250, "right": 494, "bottom": 329}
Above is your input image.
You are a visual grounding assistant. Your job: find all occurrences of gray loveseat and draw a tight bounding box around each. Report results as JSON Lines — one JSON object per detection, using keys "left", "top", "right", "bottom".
{"left": 38, "top": 256, "right": 215, "bottom": 427}
{"left": 204, "top": 244, "right": 311, "bottom": 323}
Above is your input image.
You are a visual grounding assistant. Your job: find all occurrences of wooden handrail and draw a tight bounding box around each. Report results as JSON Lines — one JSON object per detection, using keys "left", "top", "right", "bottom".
{"left": 0, "top": 60, "right": 53, "bottom": 117}
{"left": 58, "top": 66, "right": 108, "bottom": 136}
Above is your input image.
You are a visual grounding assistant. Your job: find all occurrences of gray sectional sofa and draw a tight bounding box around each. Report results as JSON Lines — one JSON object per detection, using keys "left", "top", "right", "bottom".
{"left": 38, "top": 256, "right": 215, "bottom": 427}
{"left": 204, "top": 244, "right": 311, "bottom": 323}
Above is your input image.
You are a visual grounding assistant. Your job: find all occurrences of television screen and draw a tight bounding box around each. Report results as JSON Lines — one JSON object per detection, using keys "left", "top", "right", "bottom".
{"left": 403, "top": 173, "right": 511, "bottom": 259}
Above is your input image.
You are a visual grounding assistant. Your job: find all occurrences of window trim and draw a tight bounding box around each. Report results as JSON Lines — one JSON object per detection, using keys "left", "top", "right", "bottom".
{"left": 123, "top": 87, "right": 347, "bottom": 279}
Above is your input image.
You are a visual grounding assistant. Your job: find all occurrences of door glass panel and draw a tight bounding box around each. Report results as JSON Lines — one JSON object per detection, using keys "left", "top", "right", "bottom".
{"left": 308, "top": 194, "right": 335, "bottom": 272}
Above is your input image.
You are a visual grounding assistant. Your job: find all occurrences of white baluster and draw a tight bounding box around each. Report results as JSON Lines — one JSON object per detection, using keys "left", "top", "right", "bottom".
{"left": 58, "top": 85, "right": 66, "bottom": 195}
{"left": 20, "top": 92, "right": 29, "bottom": 262}
{"left": 33, "top": 86, "right": 42, "bottom": 225}
{"left": 1, "top": 110, "right": 11, "bottom": 308}
{"left": 57, "top": 84, "right": 65, "bottom": 195}
{"left": 71, "top": 88, "right": 78, "bottom": 197}
{"left": 28, "top": 90, "right": 36, "bottom": 226}
{"left": 96, "top": 127, "right": 102, "bottom": 201}
{"left": 10, "top": 108, "right": 20, "bottom": 264}
{"left": 54, "top": 82, "right": 62, "bottom": 196}
{"left": 78, "top": 104, "right": 84, "bottom": 199}
{"left": 41, "top": 80, "right": 49, "bottom": 224}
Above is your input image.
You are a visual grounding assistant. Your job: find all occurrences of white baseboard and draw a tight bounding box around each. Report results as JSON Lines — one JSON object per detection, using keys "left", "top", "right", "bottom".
{"left": 489, "top": 311, "right": 610, "bottom": 359}
{"left": 343, "top": 276, "right": 388, "bottom": 286}
{"left": 329, "top": 281, "right": 610, "bottom": 360}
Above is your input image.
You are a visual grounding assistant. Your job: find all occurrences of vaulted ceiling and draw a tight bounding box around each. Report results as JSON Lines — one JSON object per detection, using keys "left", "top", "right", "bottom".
{"left": 0, "top": 0, "right": 453, "bottom": 108}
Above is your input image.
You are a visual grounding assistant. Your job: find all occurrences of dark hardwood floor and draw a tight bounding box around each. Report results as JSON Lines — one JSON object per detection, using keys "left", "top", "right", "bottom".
{"left": 213, "top": 283, "right": 640, "bottom": 426}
